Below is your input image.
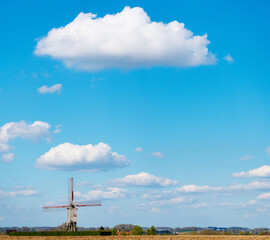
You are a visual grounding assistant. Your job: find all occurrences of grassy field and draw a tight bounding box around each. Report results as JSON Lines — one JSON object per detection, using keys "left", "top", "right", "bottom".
{"left": 1, "top": 236, "right": 270, "bottom": 239}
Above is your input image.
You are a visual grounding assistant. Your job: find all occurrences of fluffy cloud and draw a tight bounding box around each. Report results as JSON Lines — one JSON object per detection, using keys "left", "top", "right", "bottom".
{"left": 35, "top": 142, "right": 130, "bottom": 171}
{"left": 150, "top": 196, "right": 187, "bottom": 207}
{"left": 176, "top": 184, "right": 223, "bottom": 193}
{"left": 257, "top": 192, "right": 270, "bottom": 200}
{"left": 0, "top": 121, "right": 51, "bottom": 155}
{"left": 1, "top": 153, "right": 14, "bottom": 162}
{"left": 233, "top": 165, "right": 270, "bottom": 178}
{"left": 37, "top": 84, "right": 62, "bottom": 94}
{"left": 0, "top": 188, "right": 39, "bottom": 199}
{"left": 134, "top": 147, "right": 143, "bottom": 152}
{"left": 35, "top": 6, "right": 216, "bottom": 71}
{"left": 0, "top": 217, "right": 3, "bottom": 221}
{"left": 151, "top": 152, "right": 163, "bottom": 158}
{"left": 108, "top": 172, "right": 178, "bottom": 188}
{"left": 75, "top": 187, "right": 127, "bottom": 200}
{"left": 223, "top": 54, "right": 234, "bottom": 63}
{"left": 142, "top": 181, "right": 270, "bottom": 201}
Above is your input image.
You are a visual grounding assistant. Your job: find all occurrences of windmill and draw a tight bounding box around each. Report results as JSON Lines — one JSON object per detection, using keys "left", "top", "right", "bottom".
{"left": 43, "top": 177, "right": 101, "bottom": 231}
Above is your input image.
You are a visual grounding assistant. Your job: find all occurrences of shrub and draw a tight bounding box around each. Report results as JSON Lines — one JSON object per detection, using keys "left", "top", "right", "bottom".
{"left": 9, "top": 230, "right": 111, "bottom": 236}
{"left": 131, "top": 225, "right": 143, "bottom": 235}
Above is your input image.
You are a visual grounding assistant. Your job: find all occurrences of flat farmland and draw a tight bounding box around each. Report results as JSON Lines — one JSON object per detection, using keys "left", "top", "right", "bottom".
{"left": 1, "top": 236, "right": 270, "bottom": 240}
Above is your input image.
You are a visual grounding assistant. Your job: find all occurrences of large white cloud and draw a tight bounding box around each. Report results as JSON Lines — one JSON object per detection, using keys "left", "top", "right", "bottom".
{"left": 35, "top": 6, "right": 216, "bottom": 71}
{"left": 233, "top": 165, "right": 270, "bottom": 178}
{"left": 0, "top": 121, "right": 51, "bottom": 155}
{"left": 108, "top": 172, "right": 178, "bottom": 188}
{"left": 35, "top": 142, "right": 130, "bottom": 171}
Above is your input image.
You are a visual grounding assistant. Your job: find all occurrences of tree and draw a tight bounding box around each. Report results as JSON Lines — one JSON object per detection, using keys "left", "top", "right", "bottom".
{"left": 111, "top": 228, "right": 117, "bottom": 235}
{"left": 150, "top": 226, "right": 156, "bottom": 235}
{"left": 146, "top": 229, "right": 151, "bottom": 235}
{"left": 131, "top": 225, "right": 143, "bottom": 235}
{"left": 99, "top": 226, "right": 105, "bottom": 231}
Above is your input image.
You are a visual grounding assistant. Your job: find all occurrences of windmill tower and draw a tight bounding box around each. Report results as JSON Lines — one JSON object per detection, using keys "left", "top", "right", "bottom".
{"left": 43, "top": 177, "right": 101, "bottom": 231}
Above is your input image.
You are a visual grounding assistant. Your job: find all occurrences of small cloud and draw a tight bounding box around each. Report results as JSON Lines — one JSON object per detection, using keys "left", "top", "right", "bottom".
{"left": 53, "top": 124, "right": 62, "bottom": 134}
{"left": 108, "top": 172, "right": 178, "bottom": 188}
{"left": 233, "top": 165, "right": 270, "bottom": 178}
{"left": 0, "top": 188, "right": 39, "bottom": 199}
{"left": 151, "top": 207, "right": 161, "bottom": 213}
{"left": 240, "top": 155, "right": 255, "bottom": 160}
{"left": 151, "top": 152, "right": 163, "bottom": 158}
{"left": 75, "top": 187, "right": 127, "bottom": 200}
{"left": 1, "top": 153, "right": 15, "bottom": 162}
{"left": 37, "top": 84, "right": 62, "bottom": 94}
{"left": 257, "top": 192, "right": 270, "bottom": 200}
{"left": 223, "top": 54, "right": 234, "bottom": 63}
{"left": 0, "top": 216, "right": 3, "bottom": 221}
{"left": 135, "top": 147, "right": 143, "bottom": 152}
{"left": 192, "top": 202, "right": 208, "bottom": 208}
{"left": 240, "top": 200, "right": 256, "bottom": 207}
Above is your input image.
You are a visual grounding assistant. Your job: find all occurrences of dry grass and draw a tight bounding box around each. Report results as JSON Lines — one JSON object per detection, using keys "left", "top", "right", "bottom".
{"left": 1, "top": 236, "right": 270, "bottom": 240}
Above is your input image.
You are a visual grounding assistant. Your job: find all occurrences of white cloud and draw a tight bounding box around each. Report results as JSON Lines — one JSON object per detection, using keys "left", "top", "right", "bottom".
{"left": 0, "top": 121, "right": 51, "bottom": 154}
{"left": 151, "top": 207, "right": 161, "bottom": 213}
{"left": 150, "top": 196, "right": 187, "bottom": 207}
{"left": 0, "top": 188, "right": 39, "bottom": 199}
{"left": 135, "top": 147, "right": 142, "bottom": 152}
{"left": 240, "top": 200, "right": 256, "bottom": 207}
{"left": 37, "top": 84, "right": 62, "bottom": 94}
{"left": 75, "top": 187, "right": 127, "bottom": 200}
{"left": 224, "top": 54, "right": 234, "bottom": 63}
{"left": 176, "top": 184, "right": 223, "bottom": 193}
{"left": 108, "top": 172, "right": 178, "bottom": 188}
{"left": 53, "top": 124, "right": 62, "bottom": 134}
{"left": 151, "top": 152, "right": 163, "bottom": 158}
{"left": 233, "top": 165, "right": 270, "bottom": 178}
{"left": 228, "top": 181, "right": 270, "bottom": 191}
{"left": 0, "top": 217, "right": 3, "bottom": 221}
{"left": 1, "top": 153, "right": 14, "bottom": 162}
{"left": 192, "top": 202, "right": 208, "bottom": 208}
{"left": 240, "top": 155, "right": 255, "bottom": 160}
{"left": 35, "top": 6, "right": 216, "bottom": 71}
{"left": 35, "top": 142, "right": 130, "bottom": 171}
{"left": 257, "top": 192, "right": 270, "bottom": 200}
{"left": 142, "top": 181, "right": 270, "bottom": 201}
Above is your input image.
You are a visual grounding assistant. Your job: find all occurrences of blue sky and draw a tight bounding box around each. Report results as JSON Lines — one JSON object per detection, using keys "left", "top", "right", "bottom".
{"left": 1, "top": 0, "right": 270, "bottom": 228}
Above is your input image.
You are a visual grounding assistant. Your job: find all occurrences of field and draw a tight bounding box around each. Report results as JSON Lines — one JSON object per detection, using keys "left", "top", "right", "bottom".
{"left": 1, "top": 236, "right": 270, "bottom": 240}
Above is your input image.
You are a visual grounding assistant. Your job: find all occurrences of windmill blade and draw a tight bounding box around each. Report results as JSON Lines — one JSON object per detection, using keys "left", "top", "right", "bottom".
{"left": 76, "top": 200, "right": 101, "bottom": 207}
{"left": 77, "top": 203, "right": 101, "bottom": 207}
{"left": 43, "top": 205, "right": 69, "bottom": 212}
{"left": 68, "top": 177, "right": 74, "bottom": 204}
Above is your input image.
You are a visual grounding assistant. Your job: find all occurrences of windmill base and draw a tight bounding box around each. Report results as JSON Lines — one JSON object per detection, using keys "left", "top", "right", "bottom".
{"left": 66, "top": 222, "right": 77, "bottom": 231}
